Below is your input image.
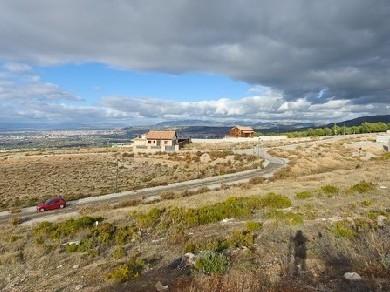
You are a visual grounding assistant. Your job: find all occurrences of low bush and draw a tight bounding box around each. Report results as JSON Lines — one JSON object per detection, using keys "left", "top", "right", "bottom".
{"left": 167, "top": 227, "right": 188, "bottom": 245}
{"left": 320, "top": 184, "right": 339, "bottom": 196}
{"left": 367, "top": 210, "right": 388, "bottom": 220}
{"left": 122, "top": 152, "right": 134, "bottom": 158}
{"left": 380, "top": 152, "right": 390, "bottom": 160}
{"left": 349, "top": 181, "right": 376, "bottom": 193}
{"left": 249, "top": 177, "right": 265, "bottom": 185}
{"left": 113, "top": 199, "right": 141, "bottom": 209}
{"left": 112, "top": 246, "right": 126, "bottom": 259}
{"left": 245, "top": 221, "right": 263, "bottom": 232}
{"left": 185, "top": 237, "right": 229, "bottom": 253}
{"left": 33, "top": 216, "right": 102, "bottom": 240}
{"left": 227, "top": 230, "right": 254, "bottom": 248}
{"left": 10, "top": 215, "right": 22, "bottom": 225}
{"left": 329, "top": 221, "right": 356, "bottom": 239}
{"left": 134, "top": 208, "right": 162, "bottom": 229}
{"left": 194, "top": 251, "right": 229, "bottom": 274}
{"left": 106, "top": 257, "right": 144, "bottom": 282}
{"left": 260, "top": 192, "right": 292, "bottom": 209}
{"left": 160, "top": 191, "right": 176, "bottom": 200}
{"left": 360, "top": 200, "right": 373, "bottom": 207}
{"left": 295, "top": 191, "right": 313, "bottom": 200}
{"left": 132, "top": 193, "right": 291, "bottom": 232}
{"left": 115, "top": 226, "right": 137, "bottom": 245}
{"left": 266, "top": 210, "right": 304, "bottom": 225}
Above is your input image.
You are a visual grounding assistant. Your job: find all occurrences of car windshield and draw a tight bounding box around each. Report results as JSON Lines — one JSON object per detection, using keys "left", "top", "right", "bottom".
{"left": 45, "top": 198, "right": 56, "bottom": 204}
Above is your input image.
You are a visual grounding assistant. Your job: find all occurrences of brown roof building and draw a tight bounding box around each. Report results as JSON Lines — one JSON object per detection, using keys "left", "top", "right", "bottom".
{"left": 146, "top": 130, "right": 177, "bottom": 140}
{"left": 132, "top": 130, "right": 179, "bottom": 153}
{"left": 228, "top": 125, "right": 256, "bottom": 137}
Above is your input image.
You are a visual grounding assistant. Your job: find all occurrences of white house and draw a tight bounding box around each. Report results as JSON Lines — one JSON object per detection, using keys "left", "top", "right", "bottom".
{"left": 132, "top": 130, "right": 180, "bottom": 153}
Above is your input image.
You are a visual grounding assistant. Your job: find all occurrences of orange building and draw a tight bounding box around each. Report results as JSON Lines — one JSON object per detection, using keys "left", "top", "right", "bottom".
{"left": 228, "top": 125, "right": 255, "bottom": 137}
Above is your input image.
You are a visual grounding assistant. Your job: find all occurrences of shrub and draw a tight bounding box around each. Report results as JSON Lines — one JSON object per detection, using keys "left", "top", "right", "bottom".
{"left": 227, "top": 230, "right": 254, "bottom": 248}
{"left": 134, "top": 208, "right": 162, "bottom": 229}
{"left": 167, "top": 227, "right": 188, "bottom": 245}
{"left": 245, "top": 221, "right": 263, "bottom": 232}
{"left": 112, "top": 246, "right": 126, "bottom": 259}
{"left": 249, "top": 177, "right": 265, "bottom": 185}
{"left": 330, "top": 221, "right": 356, "bottom": 239}
{"left": 320, "top": 184, "right": 339, "bottom": 195}
{"left": 349, "top": 181, "right": 376, "bottom": 193}
{"left": 194, "top": 251, "right": 229, "bottom": 274}
{"left": 107, "top": 264, "right": 130, "bottom": 283}
{"left": 360, "top": 200, "right": 373, "bottom": 207}
{"left": 260, "top": 192, "right": 292, "bottom": 208}
{"left": 113, "top": 199, "right": 141, "bottom": 209}
{"left": 106, "top": 257, "right": 144, "bottom": 283}
{"left": 93, "top": 223, "right": 116, "bottom": 244}
{"left": 60, "top": 216, "right": 102, "bottom": 237}
{"left": 266, "top": 210, "right": 304, "bottom": 225}
{"left": 160, "top": 191, "right": 176, "bottom": 200}
{"left": 381, "top": 152, "right": 390, "bottom": 160}
{"left": 185, "top": 237, "right": 229, "bottom": 253}
{"left": 115, "top": 226, "right": 136, "bottom": 245}
{"left": 296, "top": 191, "right": 313, "bottom": 200}
{"left": 367, "top": 210, "right": 388, "bottom": 220}
{"left": 131, "top": 193, "right": 291, "bottom": 232}
{"left": 10, "top": 215, "right": 22, "bottom": 226}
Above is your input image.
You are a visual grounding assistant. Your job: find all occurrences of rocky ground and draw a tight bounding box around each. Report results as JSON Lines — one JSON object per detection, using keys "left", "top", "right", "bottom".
{"left": 0, "top": 135, "right": 389, "bottom": 291}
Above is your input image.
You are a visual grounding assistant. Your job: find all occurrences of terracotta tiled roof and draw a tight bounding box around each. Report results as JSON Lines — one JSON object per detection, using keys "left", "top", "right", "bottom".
{"left": 234, "top": 125, "right": 254, "bottom": 132}
{"left": 146, "top": 130, "right": 176, "bottom": 140}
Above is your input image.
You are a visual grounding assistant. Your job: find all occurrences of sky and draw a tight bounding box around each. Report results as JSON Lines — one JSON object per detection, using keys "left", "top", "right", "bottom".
{"left": 0, "top": 0, "right": 389, "bottom": 129}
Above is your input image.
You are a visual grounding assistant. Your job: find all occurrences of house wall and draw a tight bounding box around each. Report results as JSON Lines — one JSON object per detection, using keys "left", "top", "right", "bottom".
{"left": 133, "top": 138, "right": 179, "bottom": 153}
{"left": 228, "top": 127, "right": 255, "bottom": 137}
{"left": 228, "top": 128, "right": 241, "bottom": 137}
{"left": 241, "top": 131, "right": 254, "bottom": 137}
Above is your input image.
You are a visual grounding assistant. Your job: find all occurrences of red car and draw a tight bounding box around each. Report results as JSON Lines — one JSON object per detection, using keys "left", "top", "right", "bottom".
{"left": 37, "top": 196, "right": 66, "bottom": 212}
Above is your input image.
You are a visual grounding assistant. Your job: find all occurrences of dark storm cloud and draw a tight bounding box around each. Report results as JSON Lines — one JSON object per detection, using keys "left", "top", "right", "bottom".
{"left": 0, "top": 0, "right": 389, "bottom": 125}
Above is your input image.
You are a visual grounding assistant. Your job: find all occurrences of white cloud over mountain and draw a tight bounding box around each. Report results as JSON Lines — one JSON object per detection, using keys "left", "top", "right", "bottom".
{"left": 0, "top": 63, "right": 388, "bottom": 127}
{"left": 0, "top": 0, "right": 389, "bottom": 126}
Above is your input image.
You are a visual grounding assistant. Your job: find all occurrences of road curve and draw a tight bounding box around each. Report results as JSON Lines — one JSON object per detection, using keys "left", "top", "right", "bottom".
{"left": 0, "top": 149, "right": 287, "bottom": 224}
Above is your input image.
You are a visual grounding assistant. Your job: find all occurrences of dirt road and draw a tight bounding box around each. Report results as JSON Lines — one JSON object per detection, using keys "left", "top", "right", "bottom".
{"left": 0, "top": 149, "right": 287, "bottom": 224}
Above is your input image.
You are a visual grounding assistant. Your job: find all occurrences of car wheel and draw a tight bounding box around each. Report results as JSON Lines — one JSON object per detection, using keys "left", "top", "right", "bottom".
{"left": 39, "top": 208, "right": 45, "bottom": 212}
{"left": 59, "top": 204, "right": 64, "bottom": 209}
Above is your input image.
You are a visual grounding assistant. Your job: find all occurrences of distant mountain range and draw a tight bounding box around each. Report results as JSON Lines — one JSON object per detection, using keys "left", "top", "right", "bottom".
{"left": 325, "top": 115, "right": 390, "bottom": 128}
{"left": 154, "top": 119, "right": 316, "bottom": 129}
{"left": 125, "top": 115, "right": 390, "bottom": 138}
{"left": 4, "top": 114, "right": 388, "bottom": 137}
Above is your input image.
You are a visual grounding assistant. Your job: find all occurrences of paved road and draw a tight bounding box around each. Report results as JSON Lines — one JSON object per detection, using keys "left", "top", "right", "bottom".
{"left": 0, "top": 149, "right": 287, "bottom": 224}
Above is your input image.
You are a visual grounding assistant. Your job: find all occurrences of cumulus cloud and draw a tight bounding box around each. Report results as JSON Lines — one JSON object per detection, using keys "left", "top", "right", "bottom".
{"left": 0, "top": 63, "right": 388, "bottom": 127}
{"left": 100, "top": 93, "right": 388, "bottom": 124}
{"left": 0, "top": 1, "right": 389, "bottom": 126}
{"left": 1, "top": 0, "right": 390, "bottom": 107}
{"left": 0, "top": 63, "right": 101, "bottom": 124}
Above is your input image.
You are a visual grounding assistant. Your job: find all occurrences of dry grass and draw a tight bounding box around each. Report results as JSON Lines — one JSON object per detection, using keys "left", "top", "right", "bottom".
{"left": 1, "top": 135, "right": 389, "bottom": 291}
{"left": 0, "top": 148, "right": 262, "bottom": 210}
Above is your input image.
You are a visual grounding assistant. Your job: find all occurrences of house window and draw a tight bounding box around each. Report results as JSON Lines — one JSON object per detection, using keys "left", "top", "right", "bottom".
{"left": 165, "top": 140, "right": 168, "bottom": 144}
{"left": 148, "top": 141, "right": 151, "bottom": 144}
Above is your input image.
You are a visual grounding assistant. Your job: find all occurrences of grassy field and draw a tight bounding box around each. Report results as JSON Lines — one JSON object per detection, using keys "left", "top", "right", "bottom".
{"left": 0, "top": 148, "right": 262, "bottom": 210}
{"left": 0, "top": 135, "right": 389, "bottom": 291}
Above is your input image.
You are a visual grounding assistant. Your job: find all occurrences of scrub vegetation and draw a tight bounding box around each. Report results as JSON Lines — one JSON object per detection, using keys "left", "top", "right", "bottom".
{"left": 0, "top": 134, "right": 389, "bottom": 291}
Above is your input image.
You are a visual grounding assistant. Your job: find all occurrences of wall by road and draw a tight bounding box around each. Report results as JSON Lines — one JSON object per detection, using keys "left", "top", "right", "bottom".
{"left": 191, "top": 136, "right": 288, "bottom": 144}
